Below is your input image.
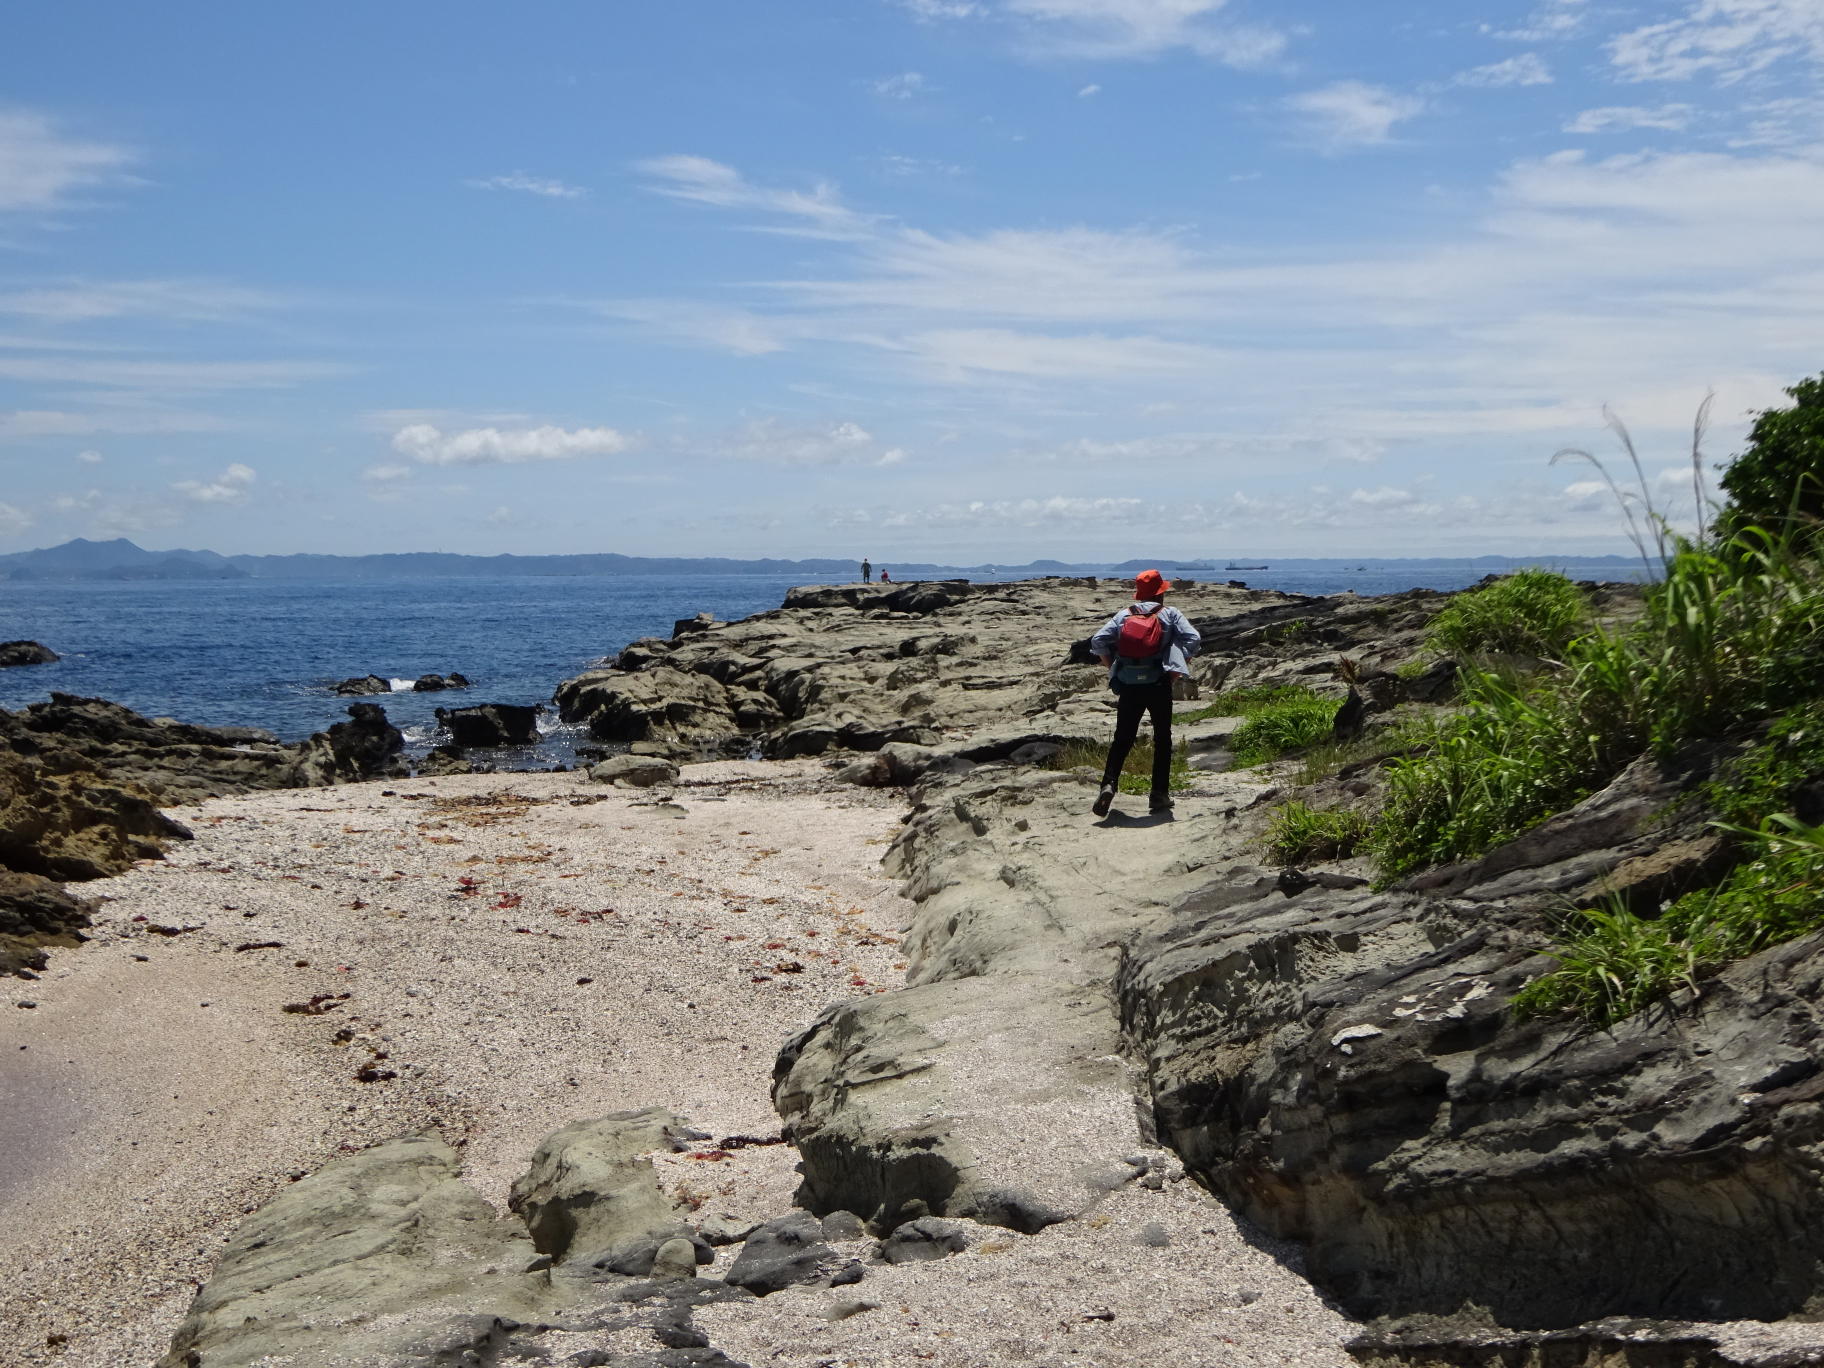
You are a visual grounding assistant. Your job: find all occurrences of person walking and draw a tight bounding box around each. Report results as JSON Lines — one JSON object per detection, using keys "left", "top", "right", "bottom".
{"left": 1088, "top": 569, "right": 1200, "bottom": 816}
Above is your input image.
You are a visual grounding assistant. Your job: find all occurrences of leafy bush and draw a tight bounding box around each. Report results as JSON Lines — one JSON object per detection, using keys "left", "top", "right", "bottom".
{"left": 1718, "top": 373, "right": 1824, "bottom": 537}
{"left": 1232, "top": 695, "right": 1338, "bottom": 767}
{"left": 1424, "top": 570, "right": 1590, "bottom": 659}
{"left": 1262, "top": 801, "right": 1371, "bottom": 866}
{"left": 1372, "top": 528, "right": 1824, "bottom": 881}
{"left": 1515, "top": 816, "right": 1824, "bottom": 1025}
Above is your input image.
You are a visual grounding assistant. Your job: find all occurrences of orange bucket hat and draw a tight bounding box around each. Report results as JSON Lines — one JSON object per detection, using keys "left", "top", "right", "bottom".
{"left": 1133, "top": 569, "right": 1170, "bottom": 600}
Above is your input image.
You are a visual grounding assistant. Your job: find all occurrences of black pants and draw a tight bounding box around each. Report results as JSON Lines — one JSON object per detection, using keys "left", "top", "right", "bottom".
{"left": 1101, "top": 679, "right": 1173, "bottom": 795}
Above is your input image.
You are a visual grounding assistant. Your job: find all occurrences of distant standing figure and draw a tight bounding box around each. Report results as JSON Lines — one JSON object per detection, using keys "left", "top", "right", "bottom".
{"left": 861, "top": 558, "right": 872, "bottom": 582}
{"left": 1088, "top": 569, "right": 1201, "bottom": 817}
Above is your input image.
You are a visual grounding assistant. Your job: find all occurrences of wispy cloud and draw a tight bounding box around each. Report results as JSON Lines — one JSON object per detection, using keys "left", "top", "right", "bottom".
{"left": 391, "top": 422, "right": 635, "bottom": 466}
{"left": 0, "top": 109, "right": 134, "bottom": 213}
{"left": 465, "top": 172, "right": 586, "bottom": 199}
{"left": 1486, "top": 0, "right": 1588, "bottom": 43}
{"left": 1453, "top": 53, "right": 1554, "bottom": 87}
{"left": 0, "top": 356, "right": 348, "bottom": 392}
{"left": 894, "top": 0, "right": 984, "bottom": 18}
{"left": 74, "top": 448, "right": 102, "bottom": 464}
{"left": 0, "top": 501, "right": 33, "bottom": 534}
{"left": 1609, "top": 0, "right": 1824, "bottom": 84}
{"left": 0, "top": 278, "right": 275, "bottom": 322}
{"left": 1078, "top": 83, "right": 1102, "bottom": 97}
{"left": 707, "top": 418, "right": 905, "bottom": 466}
{"left": 173, "top": 462, "right": 256, "bottom": 505}
{"left": 1284, "top": 82, "right": 1425, "bottom": 150}
{"left": 890, "top": 0, "right": 1287, "bottom": 66}
{"left": 1564, "top": 104, "right": 1696, "bottom": 133}
{"left": 635, "top": 155, "right": 877, "bottom": 240}
{"left": 871, "top": 72, "right": 930, "bottom": 99}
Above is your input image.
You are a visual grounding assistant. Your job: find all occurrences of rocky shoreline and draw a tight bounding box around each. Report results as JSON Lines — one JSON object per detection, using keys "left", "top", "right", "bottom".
{"left": 7, "top": 574, "right": 1824, "bottom": 1368}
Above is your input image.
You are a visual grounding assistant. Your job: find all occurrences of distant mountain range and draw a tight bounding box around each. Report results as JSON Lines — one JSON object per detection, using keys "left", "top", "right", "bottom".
{"left": 0, "top": 538, "right": 1635, "bottom": 583}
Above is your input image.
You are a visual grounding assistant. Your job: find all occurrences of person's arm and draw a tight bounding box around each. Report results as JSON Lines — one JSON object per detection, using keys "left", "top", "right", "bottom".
{"left": 1173, "top": 607, "right": 1202, "bottom": 658}
{"left": 1088, "top": 610, "right": 1125, "bottom": 666}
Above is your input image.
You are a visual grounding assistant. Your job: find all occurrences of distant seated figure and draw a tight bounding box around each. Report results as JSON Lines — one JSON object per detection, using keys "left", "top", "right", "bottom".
{"left": 879, "top": 569, "right": 891, "bottom": 583}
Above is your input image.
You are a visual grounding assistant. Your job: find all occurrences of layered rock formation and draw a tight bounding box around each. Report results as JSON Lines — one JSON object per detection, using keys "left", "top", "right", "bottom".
{"left": 0, "top": 695, "right": 407, "bottom": 976}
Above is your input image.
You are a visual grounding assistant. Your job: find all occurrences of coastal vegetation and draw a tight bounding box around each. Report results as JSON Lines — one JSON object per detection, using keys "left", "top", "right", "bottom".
{"left": 1048, "top": 736, "right": 1190, "bottom": 794}
{"left": 1422, "top": 568, "right": 1591, "bottom": 659}
{"left": 1359, "top": 378, "right": 1824, "bottom": 1021}
{"left": 1182, "top": 683, "right": 1336, "bottom": 767}
{"left": 1262, "top": 800, "right": 1371, "bottom": 866}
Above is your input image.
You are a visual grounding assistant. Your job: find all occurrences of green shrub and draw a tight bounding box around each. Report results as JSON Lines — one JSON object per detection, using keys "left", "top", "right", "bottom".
{"left": 1262, "top": 801, "right": 1371, "bottom": 866}
{"left": 1231, "top": 695, "right": 1338, "bottom": 767}
{"left": 1717, "top": 373, "right": 1824, "bottom": 537}
{"left": 1516, "top": 816, "right": 1824, "bottom": 1025}
{"left": 1177, "top": 683, "right": 1324, "bottom": 726}
{"left": 1425, "top": 570, "right": 1590, "bottom": 659}
{"left": 1048, "top": 738, "right": 1190, "bottom": 794}
{"left": 1372, "top": 528, "right": 1824, "bottom": 881}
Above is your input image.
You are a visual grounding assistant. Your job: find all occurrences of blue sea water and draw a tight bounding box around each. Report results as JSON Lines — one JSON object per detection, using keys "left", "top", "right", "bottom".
{"left": 0, "top": 560, "right": 1647, "bottom": 768}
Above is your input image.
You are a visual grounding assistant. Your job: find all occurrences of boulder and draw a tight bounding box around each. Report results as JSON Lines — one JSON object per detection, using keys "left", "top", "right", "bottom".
{"left": 553, "top": 667, "right": 738, "bottom": 755}
{"left": 416, "top": 745, "right": 472, "bottom": 777}
{"left": 0, "top": 640, "right": 58, "bottom": 668}
{"left": 292, "top": 703, "right": 408, "bottom": 785}
{"left": 589, "top": 755, "right": 680, "bottom": 788}
{"left": 412, "top": 672, "right": 470, "bottom": 692}
{"left": 0, "top": 736, "right": 191, "bottom": 881}
{"left": 724, "top": 1211, "right": 838, "bottom": 1295}
{"left": 434, "top": 703, "right": 540, "bottom": 748}
{"left": 0, "top": 870, "right": 94, "bottom": 977}
{"left": 333, "top": 674, "right": 391, "bottom": 696}
{"left": 157, "top": 1137, "right": 556, "bottom": 1368}
{"left": 506, "top": 1108, "right": 693, "bottom": 1267}
{"left": 877, "top": 1217, "right": 968, "bottom": 1264}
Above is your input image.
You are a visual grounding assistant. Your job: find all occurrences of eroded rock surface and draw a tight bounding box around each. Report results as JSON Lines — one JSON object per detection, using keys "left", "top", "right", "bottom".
{"left": 0, "top": 640, "right": 58, "bottom": 668}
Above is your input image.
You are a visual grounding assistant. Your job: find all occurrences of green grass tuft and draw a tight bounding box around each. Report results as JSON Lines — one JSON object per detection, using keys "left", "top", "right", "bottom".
{"left": 1048, "top": 738, "right": 1191, "bottom": 794}
{"left": 1231, "top": 695, "right": 1340, "bottom": 768}
{"left": 1176, "top": 683, "right": 1326, "bottom": 727}
{"left": 1425, "top": 569, "right": 1591, "bottom": 660}
{"left": 1262, "top": 801, "right": 1372, "bottom": 866}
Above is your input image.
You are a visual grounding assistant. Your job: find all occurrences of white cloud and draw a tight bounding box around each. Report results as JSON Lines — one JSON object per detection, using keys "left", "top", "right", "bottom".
{"left": 895, "top": 0, "right": 984, "bottom": 17}
{"left": 391, "top": 423, "right": 634, "bottom": 466}
{"left": 711, "top": 418, "right": 883, "bottom": 465}
{"left": 0, "top": 407, "right": 233, "bottom": 438}
{"left": 466, "top": 173, "right": 586, "bottom": 199}
{"left": 871, "top": 72, "right": 929, "bottom": 99}
{"left": 999, "top": 0, "right": 1286, "bottom": 64}
{"left": 635, "top": 155, "right": 876, "bottom": 240}
{"left": 1454, "top": 53, "right": 1554, "bottom": 87}
{"left": 601, "top": 300, "right": 793, "bottom": 355}
{"left": 1610, "top": 0, "right": 1824, "bottom": 84}
{"left": 1078, "top": 83, "right": 1102, "bottom": 97}
{"left": 1284, "top": 82, "right": 1425, "bottom": 151}
{"left": 0, "top": 356, "right": 347, "bottom": 392}
{"left": 875, "top": 154, "right": 967, "bottom": 178}
{"left": 0, "top": 501, "right": 33, "bottom": 534}
{"left": 1487, "top": 0, "right": 1588, "bottom": 42}
{"left": 896, "top": 327, "right": 1225, "bottom": 378}
{"left": 0, "top": 279, "right": 274, "bottom": 322}
{"left": 173, "top": 462, "right": 256, "bottom": 505}
{"left": 74, "top": 448, "right": 102, "bottom": 463}
{"left": 361, "top": 463, "right": 414, "bottom": 482}
{"left": 487, "top": 505, "right": 517, "bottom": 525}
{"left": 1564, "top": 104, "right": 1696, "bottom": 133}
{"left": 0, "top": 110, "right": 133, "bottom": 213}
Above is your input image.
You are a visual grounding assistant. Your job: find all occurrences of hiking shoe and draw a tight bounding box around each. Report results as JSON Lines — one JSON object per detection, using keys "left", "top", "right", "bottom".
{"left": 1092, "top": 783, "right": 1116, "bottom": 817}
{"left": 1149, "top": 793, "right": 1174, "bottom": 814}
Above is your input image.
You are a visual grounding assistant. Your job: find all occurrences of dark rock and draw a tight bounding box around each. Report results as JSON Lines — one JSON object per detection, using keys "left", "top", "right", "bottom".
{"left": 724, "top": 1212, "right": 836, "bottom": 1295}
{"left": 417, "top": 745, "right": 472, "bottom": 777}
{"left": 412, "top": 672, "right": 470, "bottom": 692}
{"left": 590, "top": 755, "right": 680, "bottom": 788}
{"left": 0, "top": 640, "right": 58, "bottom": 668}
{"left": 333, "top": 674, "right": 392, "bottom": 696}
{"left": 820, "top": 1210, "right": 866, "bottom": 1241}
{"left": 435, "top": 703, "right": 541, "bottom": 748}
{"left": 0, "top": 871, "right": 94, "bottom": 977}
{"left": 1347, "top": 1317, "right": 1824, "bottom": 1367}
{"left": 877, "top": 1217, "right": 967, "bottom": 1264}
{"left": 293, "top": 703, "right": 408, "bottom": 784}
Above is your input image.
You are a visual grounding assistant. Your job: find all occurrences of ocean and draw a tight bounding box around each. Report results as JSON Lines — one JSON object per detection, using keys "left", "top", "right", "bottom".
{"left": 0, "top": 559, "right": 1648, "bottom": 768}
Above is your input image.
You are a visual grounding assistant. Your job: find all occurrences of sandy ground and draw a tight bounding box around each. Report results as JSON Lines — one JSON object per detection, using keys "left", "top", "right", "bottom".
{"left": 0, "top": 760, "right": 1358, "bottom": 1368}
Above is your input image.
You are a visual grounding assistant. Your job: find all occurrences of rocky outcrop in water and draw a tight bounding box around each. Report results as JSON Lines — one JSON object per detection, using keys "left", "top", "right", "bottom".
{"left": 334, "top": 673, "right": 391, "bottom": 696}
{"left": 413, "top": 671, "right": 470, "bottom": 692}
{"left": 0, "top": 640, "right": 58, "bottom": 668}
{"left": 435, "top": 702, "right": 540, "bottom": 747}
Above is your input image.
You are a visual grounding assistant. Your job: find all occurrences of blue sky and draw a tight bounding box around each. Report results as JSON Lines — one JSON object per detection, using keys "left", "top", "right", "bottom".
{"left": 2, "top": 0, "right": 1821, "bottom": 561}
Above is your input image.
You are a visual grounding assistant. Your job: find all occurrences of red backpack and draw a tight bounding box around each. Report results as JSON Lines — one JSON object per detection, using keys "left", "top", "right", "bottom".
{"left": 1115, "top": 605, "right": 1167, "bottom": 660}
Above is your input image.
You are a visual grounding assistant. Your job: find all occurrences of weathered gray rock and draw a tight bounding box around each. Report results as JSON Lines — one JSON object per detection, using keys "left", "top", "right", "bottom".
{"left": 434, "top": 702, "right": 540, "bottom": 748}
{"left": 555, "top": 667, "right": 739, "bottom": 757}
{"left": 877, "top": 1217, "right": 968, "bottom": 1264}
{"left": 724, "top": 1212, "right": 838, "bottom": 1295}
{"left": 157, "top": 1137, "right": 556, "bottom": 1368}
{"left": 0, "top": 870, "right": 93, "bottom": 977}
{"left": 333, "top": 673, "right": 391, "bottom": 696}
{"left": 590, "top": 755, "right": 681, "bottom": 788}
{"left": 0, "top": 640, "right": 58, "bottom": 668}
{"left": 416, "top": 744, "right": 472, "bottom": 777}
{"left": 292, "top": 702, "right": 409, "bottom": 785}
{"left": 507, "top": 1108, "right": 693, "bottom": 1268}
{"left": 1349, "top": 1317, "right": 1824, "bottom": 1367}
{"left": 650, "top": 1236, "right": 700, "bottom": 1281}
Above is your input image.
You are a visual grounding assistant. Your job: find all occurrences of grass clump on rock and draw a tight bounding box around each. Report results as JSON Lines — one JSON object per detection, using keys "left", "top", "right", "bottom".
{"left": 1424, "top": 569, "right": 1591, "bottom": 660}
{"left": 1180, "top": 684, "right": 1338, "bottom": 768}
{"left": 1262, "top": 801, "right": 1371, "bottom": 866}
{"left": 1048, "top": 738, "right": 1190, "bottom": 795}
